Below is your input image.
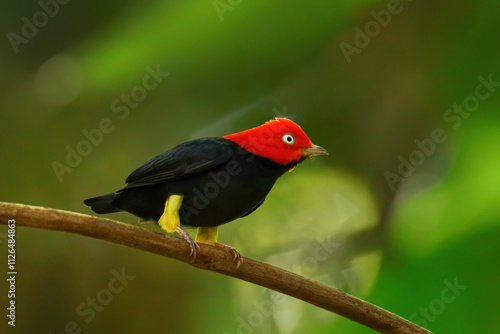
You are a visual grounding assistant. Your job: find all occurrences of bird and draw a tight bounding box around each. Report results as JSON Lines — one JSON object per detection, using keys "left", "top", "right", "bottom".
{"left": 84, "top": 117, "right": 328, "bottom": 268}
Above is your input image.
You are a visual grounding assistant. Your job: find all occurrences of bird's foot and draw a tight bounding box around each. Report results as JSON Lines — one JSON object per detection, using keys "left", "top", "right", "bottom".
{"left": 176, "top": 226, "right": 200, "bottom": 260}
{"left": 215, "top": 243, "right": 243, "bottom": 270}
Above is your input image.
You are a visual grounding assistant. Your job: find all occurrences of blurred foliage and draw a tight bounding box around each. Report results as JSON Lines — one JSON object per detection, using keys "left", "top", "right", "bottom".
{"left": 1, "top": 0, "right": 499, "bottom": 333}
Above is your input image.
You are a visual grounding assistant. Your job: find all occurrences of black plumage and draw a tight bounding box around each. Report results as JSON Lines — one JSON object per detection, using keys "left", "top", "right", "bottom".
{"left": 84, "top": 138, "right": 299, "bottom": 228}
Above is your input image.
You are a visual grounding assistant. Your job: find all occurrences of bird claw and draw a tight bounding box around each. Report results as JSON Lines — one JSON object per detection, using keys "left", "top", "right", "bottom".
{"left": 174, "top": 227, "right": 241, "bottom": 268}
{"left": 176, "top": 226, "right": 200, "bottom": 261}
{"left": 215, "top": 243, "right": 243, "bottom": 270}
{"left": 186, "top": 237, "right": 200, "bottom": 260}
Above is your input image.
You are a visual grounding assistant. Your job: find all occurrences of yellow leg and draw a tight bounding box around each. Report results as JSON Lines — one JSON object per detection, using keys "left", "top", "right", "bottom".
{"left": 159, "top": 196, "right": 242, "bottom": 269}
{"left": 196, "top": 227, "right": 219, "bottom": 245}
{"left": 158, "top": 195, "right": 199, "bottom": 258}
{"left": 158, "top": 195, "right": 183, "bottom": 233}
{"left": 197, "top": 226, "right": 243, "bottom": 269}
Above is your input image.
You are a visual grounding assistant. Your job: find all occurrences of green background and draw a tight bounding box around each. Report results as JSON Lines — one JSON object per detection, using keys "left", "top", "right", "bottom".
{"left": 1, "top": 0, "right": 499, "bottom": 333}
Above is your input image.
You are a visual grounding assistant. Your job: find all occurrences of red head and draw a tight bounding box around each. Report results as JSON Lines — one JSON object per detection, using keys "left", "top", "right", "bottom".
{"left": 224, "top": 118, "right": 328, "bottom": 165}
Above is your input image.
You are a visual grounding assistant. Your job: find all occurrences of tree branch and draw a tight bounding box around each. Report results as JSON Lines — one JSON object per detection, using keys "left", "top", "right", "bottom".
{"left": 0, "top": 202, "right": 431, "bottom": 334}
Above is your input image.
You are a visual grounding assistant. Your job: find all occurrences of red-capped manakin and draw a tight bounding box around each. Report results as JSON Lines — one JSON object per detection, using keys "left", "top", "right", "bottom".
{"left": 84, "top": 118, "right": 328, "bottom": 268}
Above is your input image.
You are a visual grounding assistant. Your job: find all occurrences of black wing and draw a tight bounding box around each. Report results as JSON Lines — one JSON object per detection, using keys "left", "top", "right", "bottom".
{"left": 124, "top": 138, "right": 234, "bottom": 188}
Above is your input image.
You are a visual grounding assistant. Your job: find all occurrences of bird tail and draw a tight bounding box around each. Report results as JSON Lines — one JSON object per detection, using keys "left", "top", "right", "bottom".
{"left": 83, "top": 193, "right": 120, "bottom": 214}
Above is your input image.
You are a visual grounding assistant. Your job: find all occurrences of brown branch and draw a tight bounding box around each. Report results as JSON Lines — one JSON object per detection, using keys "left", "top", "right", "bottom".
{"left": 0, "top": 202, "right": 432, "bottom": 334}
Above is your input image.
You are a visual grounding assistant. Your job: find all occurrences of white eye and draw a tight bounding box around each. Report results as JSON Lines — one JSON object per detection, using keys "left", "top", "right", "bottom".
{"left": 282, "top": 134, "right": 295, "bottom": 145}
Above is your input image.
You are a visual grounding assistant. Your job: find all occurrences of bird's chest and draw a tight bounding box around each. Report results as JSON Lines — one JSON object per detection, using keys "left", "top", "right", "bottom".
{"left": 228, "top": 153, "right": 289, "bottom": 192}
{"left": 177, "top": 155, "right": 289, "bottom": 227}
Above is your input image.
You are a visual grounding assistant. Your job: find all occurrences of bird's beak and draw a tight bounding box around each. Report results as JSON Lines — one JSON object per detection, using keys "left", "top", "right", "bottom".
{"left": 302, "top": 144, "right": 329, "bottom": 158}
